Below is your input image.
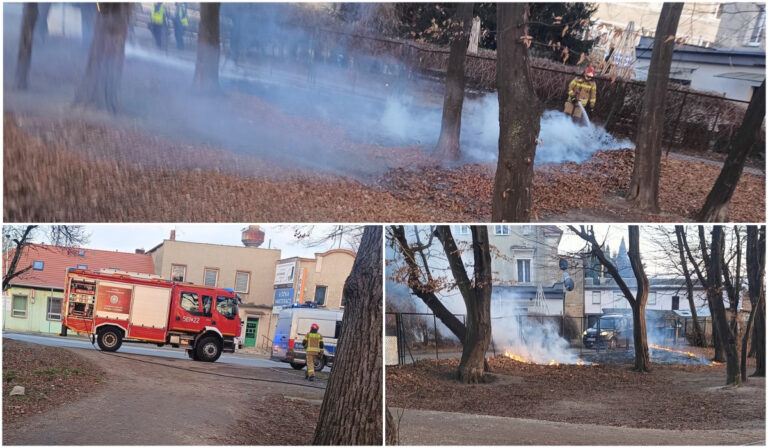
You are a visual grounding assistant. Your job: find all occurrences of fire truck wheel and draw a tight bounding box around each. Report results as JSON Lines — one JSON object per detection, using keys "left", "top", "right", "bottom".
{"left": 290, "top": 362, "right": 304, "bottom": 370}
{"left": 97, "top": 328, "right": 123, "bottom": 352}
{"left": 195, "top": 336, "right": 222, "bottom": 362}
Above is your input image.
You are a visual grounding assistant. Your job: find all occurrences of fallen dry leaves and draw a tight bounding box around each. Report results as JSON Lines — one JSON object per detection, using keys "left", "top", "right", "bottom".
{"left": 3, "top": 340, "right": 105, "bottom": 424}
{"left": 386, "top": 357, "right": 765, "bottom": 431}
{"left": 3, "top": 114, "right": 764, "bottom": 222}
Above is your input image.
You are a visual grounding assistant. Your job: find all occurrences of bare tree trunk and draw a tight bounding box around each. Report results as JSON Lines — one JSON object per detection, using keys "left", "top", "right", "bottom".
{"left": 745, "top": 226, "right": 766, "bottom": 377}
{"left": 492, "top": 3, "right": 542, "bottom": 222}
{"left": 698, "top": 81, "right": 766, "bottom": 222}
{"left": 389, "top": 225, "right": 467, "bottom": 343}
{"left": 709, "top": 226, "right": 740, "bottom": 386}
{"left": 628, "top": 226, "right": 651, "bottom": 372}
{"left": 312, "top": 226, "right": 382, "bottom": 445}
{"left": 625, "top": 3, "right": 683, "bottom": 211}
{"left": 696, "top": 226, "right": 726, "bottom": 361}
{"left": 435, "top": 226, "right": 492, "bottom": 383}
{"left": 675, "top": 226, "right": 705, "bottom": 345}
{"left": 434, "top": 3, "right": 474, "bottom": 161}
{"left": 73, "top": 4, "right": 130, "bottom": 114}
{"left": 35, "top": 3, "right": 50, "bottom": 42}
{"left": 194, "top": 3, "right": 221, "bottom": 92}
{"left": 80, "top": 3, "right": 98, "bottom": 48}
{"left": 15, "top": 3, "right": 38, "bottom": 90}
{"left": 385, "top": 408, "right": 398, "bottom": 445}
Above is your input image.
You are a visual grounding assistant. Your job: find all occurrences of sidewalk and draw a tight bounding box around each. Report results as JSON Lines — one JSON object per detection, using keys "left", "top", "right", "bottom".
{"left": 392, "top": 408, "right": 766, "bottom": 446}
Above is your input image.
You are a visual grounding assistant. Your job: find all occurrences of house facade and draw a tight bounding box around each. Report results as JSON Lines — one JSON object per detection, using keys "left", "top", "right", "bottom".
{"left": 269, "top": 249, "right": 356, "bottom": 344}
{"left": 3, "top": 244, "right": 155, "bottom": 334}
{"left": 147, "top": 229, "right": 282, "bottom": 350}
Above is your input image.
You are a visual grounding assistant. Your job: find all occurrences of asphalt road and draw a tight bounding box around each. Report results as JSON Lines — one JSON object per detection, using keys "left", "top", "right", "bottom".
{"left": 3, "top": 332, "right": 288, "bottom": 369}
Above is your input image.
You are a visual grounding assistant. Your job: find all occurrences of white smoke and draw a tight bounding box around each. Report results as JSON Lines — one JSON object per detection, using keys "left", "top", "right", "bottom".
{"left": 490, "top": 293, "right": 584, "bottom": 364}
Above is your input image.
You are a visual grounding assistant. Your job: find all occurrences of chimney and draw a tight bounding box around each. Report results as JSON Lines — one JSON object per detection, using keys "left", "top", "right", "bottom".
{"left": 242, "top": 225, "right": 265, "bottom": 248}
{"left": 135, "top": 249, "right": 145, "bottom": 254}
{"left": 170, "top": 230, "right": 176, "bottom": 241}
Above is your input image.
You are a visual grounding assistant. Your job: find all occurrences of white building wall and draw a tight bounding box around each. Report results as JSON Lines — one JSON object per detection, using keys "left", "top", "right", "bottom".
{"left": 585, "top": 288, "right": 710, "bottom": 315}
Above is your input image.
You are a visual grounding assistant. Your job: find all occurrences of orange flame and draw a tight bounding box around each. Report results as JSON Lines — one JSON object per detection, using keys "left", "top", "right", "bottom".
{"left": 649, "top": 344, "right": 698, "bottom": 358}
{"left": 503, "top": 350, "right": 590, "bottom": 366}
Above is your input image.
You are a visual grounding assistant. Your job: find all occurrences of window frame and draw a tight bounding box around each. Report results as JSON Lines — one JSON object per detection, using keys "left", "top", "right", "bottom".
{"left": 748, "top": 6, "right": 766, "bottom": 46}
{"left": 47, "top": 296, "right": 63, "bottom": 321}
{"left": 77, "top": 264, "right": 87, "bottom": 270}
{"left": 494, "top": 225, "right": 510, "bottom": 236}
{"left": 33, "top": 261, "right": 44, "bottom": 271}
{"left": 180, "top": 291, "right": 202, "bottom": 315}
{"left": 516, "top": 259, "right": 532, "bottom": 283}
{"left": 314, "top": 285, "right": 328, "bottom": 306}
{"left": 648, "top": 291, "right": 657, "bottom": 306}
{"left": 591, "top": 291, "right": 601, "bottom": 305}
{"left": 203, "top": 267, "right": 219, "bottom": 287}
{"left": 12, "top": 295, "right": 28, "bottom": 318}
{"left": 171, "top": 264, "right": 187, "bottom": 282}
{"left": 454, "top": 225, "right": 470, "bottom": 235}
{"left": 234, "top": 270, "right": 251, "bottom": 294}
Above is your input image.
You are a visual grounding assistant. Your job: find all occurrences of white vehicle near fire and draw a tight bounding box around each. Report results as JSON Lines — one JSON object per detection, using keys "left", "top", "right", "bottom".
{"left": 271, "top": 307, "right": 343, "bottom": 372}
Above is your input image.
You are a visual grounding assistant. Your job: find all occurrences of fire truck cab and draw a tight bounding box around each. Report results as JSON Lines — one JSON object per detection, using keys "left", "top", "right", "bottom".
{"left": 61, "top": 269, "right": 243, "bottom": 362}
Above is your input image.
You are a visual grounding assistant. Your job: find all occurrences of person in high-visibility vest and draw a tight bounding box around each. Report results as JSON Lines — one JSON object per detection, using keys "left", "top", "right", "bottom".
{"left": 564, "top": 67, "right": 597, "bottom": 124}
{"left": 172, "top": 3, "right": 188, "bottom": 50}
{"left": 149, "top": 3, "right": 168, "bottom": 49}
{"left": 302, "top": 323, "right": 324, "bottom": 381}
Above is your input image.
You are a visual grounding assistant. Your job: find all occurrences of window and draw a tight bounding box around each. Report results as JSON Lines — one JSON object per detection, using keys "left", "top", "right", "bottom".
{"left": 648, "top": 291, "right": 657, "bottom": 306}
{"left": 522, "top": 225, "right": 533, "bottom": 235}
{"left": 171, "top": 265, "right": 186, "bottom": 282}
{"left": 235, "top": 271, "right": 250, "bottom": 293}
{"left": 77, "top": 264, "right": 87, "bottom": 270}
{"left": 748, "top": 6, "right": 766, "bottom": 46}
{"left": 517, "top": 259, "right": 531, "bottom": 283}
{"left": 315, "top": 286, "right": 327, "bottom": 306}
{"left": 78, "top": 249, "right": 86, "bottom": 257}
{"left": 455, "top": 225, "right": 470, "bottom": 235}
{"left": 216, "top": 296, "right": 237, "bottom": 319}
{"left": 180, "top": 292, "right": 200, "bottom": 314}
{"left": 494, "top": 225, "right": 510, "bottom": 235}
{"left": 12, "top": 295, "right": 27, "bottom": 318}
{"left": 335, "top": 320, "right": 343, "bottom": 338}
{"left": 204, "top": 268, "right": 218, "bottom": 287}
{"left": 47, "top": 297, "right": 63, "bottom": 321}
{"left": 592, "top": 291, "right": 601, "bottom": 304}
{"left": 33, "top": 261, "right": 44, "bottom": 271}
{"left": 201, "top": 295, "right": 213, "bottom": 316}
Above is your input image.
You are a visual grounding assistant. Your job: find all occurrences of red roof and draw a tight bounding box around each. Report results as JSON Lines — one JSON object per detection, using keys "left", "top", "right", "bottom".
{"left": 5, "top": 244, "right": 155, "bottom": 290}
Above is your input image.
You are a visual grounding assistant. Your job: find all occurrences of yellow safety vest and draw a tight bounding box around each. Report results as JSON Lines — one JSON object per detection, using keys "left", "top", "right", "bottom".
{"left": 178, "top": 4, "right": 188, "bottom": 27}
{"left": 568, "top": 77, "right": 597, "bottom": 107}
{"left": 305, "top": 332, "right": 323, "bottom": 354}
{"left": 151, "top": 4, "right": 165, "bottom": 25}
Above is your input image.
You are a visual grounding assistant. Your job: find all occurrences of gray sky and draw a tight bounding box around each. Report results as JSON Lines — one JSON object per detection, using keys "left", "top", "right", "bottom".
{"left": 71, "top": 224, "right": 354, "bottom": 259}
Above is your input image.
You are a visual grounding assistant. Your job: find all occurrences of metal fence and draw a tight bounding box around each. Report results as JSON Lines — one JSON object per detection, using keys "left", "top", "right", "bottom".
{"left": 386, "top": 312, "right": 465, "bottom": 365}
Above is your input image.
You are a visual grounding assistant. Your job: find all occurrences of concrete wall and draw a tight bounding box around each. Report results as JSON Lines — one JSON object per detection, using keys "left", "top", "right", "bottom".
{"left": 3, "top": 287, "right": 64, "bottom": 335}
{"left": 488, "top": 226, "right": 563, "bottom": 286}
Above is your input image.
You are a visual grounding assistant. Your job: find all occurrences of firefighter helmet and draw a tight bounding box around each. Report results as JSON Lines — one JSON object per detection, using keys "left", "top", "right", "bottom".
{"left": 311, "top": 323, "right": 319, "bottom": 331}
{"left": 584, "top": 67, "right": 595, "bottom": 79}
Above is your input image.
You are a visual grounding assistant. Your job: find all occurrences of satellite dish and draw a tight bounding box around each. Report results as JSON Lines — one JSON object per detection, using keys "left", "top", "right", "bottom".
{"left": 559, "top": 259, "right": 569, "bottom": 271}
{"left": 564, "top": 277, "right": 575, "bottom": 291}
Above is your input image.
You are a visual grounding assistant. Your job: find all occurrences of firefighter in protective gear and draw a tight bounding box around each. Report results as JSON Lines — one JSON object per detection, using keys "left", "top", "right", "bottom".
{"left": 302, "top": 323, "right": 324, "bottom": 381}
{"left": 149, "top": 3, "right": 168, "bottom": 49}
{"left": 564, "top": 67, "right": 597, "bottom": 124}
{"left": 172, "top": 3, "right": 188, "bottom": 50}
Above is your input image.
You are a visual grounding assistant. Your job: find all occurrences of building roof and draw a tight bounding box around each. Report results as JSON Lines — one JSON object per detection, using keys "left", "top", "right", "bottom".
{"left": 6, "top": 244, "right": 155, "bottom": 290}
{"left": 586, "top": 276, "right": 704, "bottom": 291}
{"left": 636, "top": 36, "right": 766, "bottom": 67}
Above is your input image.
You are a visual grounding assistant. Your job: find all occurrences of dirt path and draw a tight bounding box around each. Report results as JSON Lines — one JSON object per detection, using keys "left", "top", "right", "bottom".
{"left": 393, "top": 408, "right": 766, "bottom": 445}
{"left": 2, "top": 348, "right": 326, "bottom": 445}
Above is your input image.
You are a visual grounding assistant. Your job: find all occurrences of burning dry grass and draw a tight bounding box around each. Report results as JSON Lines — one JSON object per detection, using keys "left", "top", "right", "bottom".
{"left": 386, "top": 357, "right": 765, "bottom": 431}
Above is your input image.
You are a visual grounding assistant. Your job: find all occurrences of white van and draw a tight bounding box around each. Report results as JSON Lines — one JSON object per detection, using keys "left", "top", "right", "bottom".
{"left": 271, "top": 307, "right": 343, "bottom": 372}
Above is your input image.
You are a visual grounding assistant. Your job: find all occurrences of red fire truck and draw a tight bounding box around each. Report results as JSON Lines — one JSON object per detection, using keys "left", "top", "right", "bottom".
{"left": 60, "top": 269, "right": 243, "bottom": 362}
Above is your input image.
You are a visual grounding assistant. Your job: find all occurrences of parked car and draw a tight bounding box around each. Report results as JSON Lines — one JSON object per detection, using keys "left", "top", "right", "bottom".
{"left": 271, "top": 307, "right": 343, "bottom": 372}
{"left": 583, "top": 314, "right": 632, "bottom": 349}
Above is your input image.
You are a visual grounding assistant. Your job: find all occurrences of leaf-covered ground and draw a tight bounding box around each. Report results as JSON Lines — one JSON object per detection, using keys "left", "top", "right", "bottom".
{"left": 386, "top": 357, "right": 765, "bottom": 431}
{"left": 4, "top": 114, "right": 764, "bottom": 222}
{"left": 216, "top": 394, "right": 319, "bottom": 445}
{"left": 2, "top": 339, "right": 104, "bottom": 424}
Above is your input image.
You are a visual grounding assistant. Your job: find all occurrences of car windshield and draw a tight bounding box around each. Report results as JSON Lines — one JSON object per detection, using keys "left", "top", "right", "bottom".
{"left": 593, "top": 318, "right": 618, "bottom": 330}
